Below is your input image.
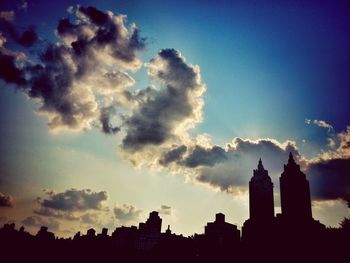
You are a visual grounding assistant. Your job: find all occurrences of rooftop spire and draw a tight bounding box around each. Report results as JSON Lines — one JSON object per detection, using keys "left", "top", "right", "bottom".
{"left": 258, "top": 158, "right": 264, "bottom": 171}
{"left": 288, "top": 152, "right": 296, "bottom": 165}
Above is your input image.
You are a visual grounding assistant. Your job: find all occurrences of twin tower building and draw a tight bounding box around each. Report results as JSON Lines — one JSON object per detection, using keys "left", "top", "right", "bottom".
{"left": 242, "top": 153, "right": 324, "bottom": 243}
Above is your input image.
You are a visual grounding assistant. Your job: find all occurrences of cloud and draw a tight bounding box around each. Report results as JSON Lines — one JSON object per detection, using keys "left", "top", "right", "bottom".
{"left": 33, "top": 207, "right": 79, "bottom": 221}
{"left": 157, "top": 136, "right": 300, "bottom": 193}
{"left": 122, "top": 48, "right": 205, "bottom": 152}
{"left": 99, "top": 105, "right": 120, "bottom": 134}
{"left": 0, "top": 11, "right": 15, "bottom": 22}
{"left": 66, "top": 6, "right": 74, "bottom": 14}
{"left": 159, "top": 145, "right": 187, "bottom": 166}
{"left": 158, "top": 205, "right": 172, "bottom": 216}
{"left": 308, "top": 158, "right": 350, "bottom": 205}
{"left": 19, "top": 1, "right": 28, "bottom": 11}
{"left": 22, "top": 216, "right": 59, "bottom": 231}
{"left": 193, "top": 138, "right": 301, "bottom": 193}
{"left": 306, "top": 126, "right": 350, "bottom": 205}
{"left": 305, "top": 119, "right": 334, "bottom": 132}
{"left": 81, "top": 213, "right": 100, "bottom": 225}
{"left": 0, "top": 192, "right": 14, "bottom": 207}
{"left": 0, "top": 12, "right": 38, "bottom": 47}
{"left": 0, "top": 34, "right": 26, "bottom": 85}
{"left": 37, "top": 189, "right": 108, "bottom": 212}
{"left": 183, "top": 145, "right": 228, "bottom": 168}
{"left": 0, "top": 5, "right": 145, "bottom": 132}
{"left": 113, "top": 203, "right": 142, "bottom": 224}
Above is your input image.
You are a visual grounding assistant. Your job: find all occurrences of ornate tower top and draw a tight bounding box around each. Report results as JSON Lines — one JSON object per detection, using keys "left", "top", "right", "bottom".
{"left": 283, "top": 152, "right": 304, "bottom": 178}
{"left": 253, "top": 158, "right": 269, "bottom": 178}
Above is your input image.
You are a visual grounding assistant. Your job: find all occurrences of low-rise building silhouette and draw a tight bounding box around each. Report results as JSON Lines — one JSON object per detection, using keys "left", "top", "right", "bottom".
{"left": 137, "top": 211, "right": 162, "bottom": 252}
{"left": 204, "top": 213, "right": 240, "bottom": 245}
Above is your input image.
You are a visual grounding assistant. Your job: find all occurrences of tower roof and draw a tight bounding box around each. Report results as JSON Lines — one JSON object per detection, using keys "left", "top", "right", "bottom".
{"left": 258, "top": 158, "right": 264, "bottom": 171}
{"left": 288, "top": 152, "right": 296, "bottom": 165}
{"left": 282, "top": 152, "right": 305, "bottom": 178}
{"left": 252, "top": 158, "right": 270, "bottom": 180}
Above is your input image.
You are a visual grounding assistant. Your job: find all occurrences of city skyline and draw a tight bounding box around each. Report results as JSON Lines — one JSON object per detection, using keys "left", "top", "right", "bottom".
{"left": 0, "top": 153, "right": 344, "bottom": 263}
{"left": 0, "top": 153, "right": 328, "bottom": 238}
{"left": 0, "top": 0, "right": 349, "bottom": 238}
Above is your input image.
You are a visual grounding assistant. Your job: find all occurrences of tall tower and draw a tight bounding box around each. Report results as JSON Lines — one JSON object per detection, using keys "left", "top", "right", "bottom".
{"left": 249, "top": 159, "right": 274, "bottom": 221}
{"left": 280, "top": 153, "right": 312, "bottom": 222}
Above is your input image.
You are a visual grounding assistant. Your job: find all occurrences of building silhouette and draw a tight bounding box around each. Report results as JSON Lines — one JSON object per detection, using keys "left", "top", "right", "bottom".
{"left": 279, "top": 152, "right": 312, "bottom": 222}
{"left": 139, "top": 211, "right": 162, "bottom": 234}
{"left": 275, "top": 153, "right": 325, "bottom": 245}
{"left": 249, "top": 158, "right": 274, "bottom": 221}
{"left": 242, "top": 158, "right": 274, "bottom": 243}
{"left": 137, "top": 211, "right": 162, "bottom": 252}
{"left": 204, "top": 213, "right": 240, "bottom": 245}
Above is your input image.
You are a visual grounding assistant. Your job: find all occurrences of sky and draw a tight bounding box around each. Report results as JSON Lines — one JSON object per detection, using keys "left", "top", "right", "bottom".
{"left": 0, "top": 0, "right": 349, "bottom": 237}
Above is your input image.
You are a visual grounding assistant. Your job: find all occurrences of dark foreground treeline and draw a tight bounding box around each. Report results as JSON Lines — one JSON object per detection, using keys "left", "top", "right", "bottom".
{"left": 0, "top": 219, "right": 349, "bottom": 263}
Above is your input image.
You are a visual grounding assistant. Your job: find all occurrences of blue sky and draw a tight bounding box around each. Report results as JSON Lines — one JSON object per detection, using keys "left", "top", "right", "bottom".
{"left": 0, "top": 0, "right": 349, "bottom": 236}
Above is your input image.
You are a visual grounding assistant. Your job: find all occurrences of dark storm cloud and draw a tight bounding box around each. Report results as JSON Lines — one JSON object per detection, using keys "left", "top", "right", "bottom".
{"left": 306, "top": 126, "right": 350, "bottom": 205}
{"left": 114, "top": 203, "right": 142, "bottom": 224}
{"left": 99, "top": 106, "right": 120, "bottom": 134}
{"left": 0, "top": 192, "right": 13, "bottom": 207}
{"left": 122, "top": 48, "right": 205, "bottom": 151}
{"left": 22, "top": 216, "right": 59, "bottom": 231}
{"left": 308, "top": 158, "right": 350, "bottom": 206}
{"left": 37, "top": 189, "right": 108, "bottom": 212}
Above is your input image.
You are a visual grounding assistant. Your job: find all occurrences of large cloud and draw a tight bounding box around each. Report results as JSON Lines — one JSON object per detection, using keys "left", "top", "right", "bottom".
{"left": 122, "top": 49, "right": 205, "bottom": 151}
{"left": 0, "top": 6, "right": 145, "bottom": 132}
{"left": 121, "top": 48, "right": 206, "bottom": 168}
{"left": 190, "top": 138, "right": 300, "bottom": 193}
{"left": 0, "top": 192, "right": 14, "bottom": 207}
